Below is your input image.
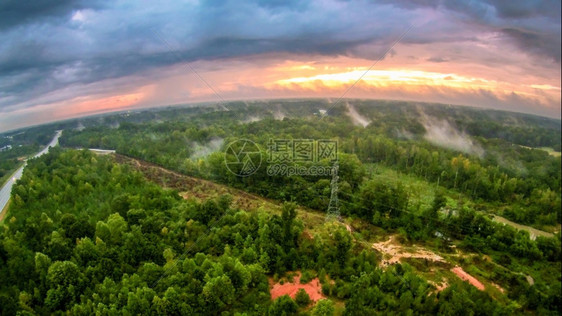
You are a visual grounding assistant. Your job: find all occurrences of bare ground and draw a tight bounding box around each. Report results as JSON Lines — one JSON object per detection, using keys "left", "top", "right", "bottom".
{"left": 428, "top": 280, "right": 449, "bottom": 292}
{"left": 269, "top": 272, "right": 325, "bottom": 302}
{"left": 372, "top": 235, "right": 445, "bottom": 267}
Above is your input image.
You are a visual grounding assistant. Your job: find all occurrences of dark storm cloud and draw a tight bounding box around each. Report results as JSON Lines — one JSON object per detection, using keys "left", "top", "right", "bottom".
{"left": 0, "top": 0, "right": 105, "bottom": 30}
{"left": 394, "top": 0, "right": 561, "bottom": 62}
{"left": 501, "top": 27, "right": 561, "bottom": 63}
{"left": 459, "top": 0, "right": 560, "bottom": 20}
{"left": 0, "top": 0, "right": 76, "bottom": 30}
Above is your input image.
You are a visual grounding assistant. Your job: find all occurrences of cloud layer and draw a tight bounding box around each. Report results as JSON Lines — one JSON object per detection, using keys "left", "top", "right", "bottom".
{"left": 0, "top": 0, "right": 560, "bottom": 131}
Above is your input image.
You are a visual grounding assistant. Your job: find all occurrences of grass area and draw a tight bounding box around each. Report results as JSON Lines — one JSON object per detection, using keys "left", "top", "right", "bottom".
{"left": 539, "top": 147, "right": 562, "bottom": 157}
{"left": 492, "top": 215, "right": 555, "bottom": 238}
{"left": 334, "top": 300, "right": 346, "bottom": 315}
{"left": 0, "top": 199, "right": 10, "bottom": 222}
{"left": 365, "top": 163, "right": 494, "bottom": 220}
{"left": 365, "top": 163, "right": 491, "bottom": 214}
{"left": 364, "top": 163, "right": 560, "bottom": 237}
{"left": 365, "top": 163, "right": 438, "bottom": 210}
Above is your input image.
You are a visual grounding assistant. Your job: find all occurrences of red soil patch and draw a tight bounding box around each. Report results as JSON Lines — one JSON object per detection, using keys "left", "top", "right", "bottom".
{"left": 451, "top": 266, "right": 485, "bottom": 291}
{"left": 270, "top": 272, "right": 325, "bottom": 302}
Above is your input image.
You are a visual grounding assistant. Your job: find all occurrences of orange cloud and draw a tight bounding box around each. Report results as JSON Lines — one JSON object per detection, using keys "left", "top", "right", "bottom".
{"left": 64, "top": 92, "right": 145, "bottom": 117}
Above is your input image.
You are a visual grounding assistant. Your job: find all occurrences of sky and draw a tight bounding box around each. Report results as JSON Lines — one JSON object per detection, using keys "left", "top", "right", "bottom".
{"left": 0, "top": 0, "right": 560, "bottom": 132}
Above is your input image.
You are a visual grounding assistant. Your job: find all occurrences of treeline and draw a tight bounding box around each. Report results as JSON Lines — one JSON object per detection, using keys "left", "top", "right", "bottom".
{"left": 464, "top": 121, "right": 561, "bottom": 150}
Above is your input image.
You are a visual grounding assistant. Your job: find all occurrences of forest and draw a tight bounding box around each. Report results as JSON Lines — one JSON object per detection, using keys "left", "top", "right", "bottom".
{"left": 0, "top": 99, "right": 560, "bottom": 315}
{"left": 61, "top": 100, "right": 562, "bottom": 229}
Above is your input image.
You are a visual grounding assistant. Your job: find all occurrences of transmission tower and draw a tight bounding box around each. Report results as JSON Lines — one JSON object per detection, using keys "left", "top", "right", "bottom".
{"left": 326, "top": 162, "right": 341, "bottom": 221}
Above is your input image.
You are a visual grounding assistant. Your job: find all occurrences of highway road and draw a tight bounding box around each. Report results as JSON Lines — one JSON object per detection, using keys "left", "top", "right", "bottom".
{"left": 0, "top": 130, "right": 62, "bottom": 217}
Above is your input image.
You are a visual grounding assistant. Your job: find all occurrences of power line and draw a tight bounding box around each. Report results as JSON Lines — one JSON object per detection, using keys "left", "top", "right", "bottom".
{"left": 326, "top": 162, "right": 341, "bottom": 221}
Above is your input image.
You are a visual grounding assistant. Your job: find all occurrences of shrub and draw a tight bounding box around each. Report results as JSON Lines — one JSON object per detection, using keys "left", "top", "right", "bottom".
{"left": 295, "top": 289, "right": 311, "bottom": 307}
{"left": 300, "top": 270, "right": 315, "bottom": 284}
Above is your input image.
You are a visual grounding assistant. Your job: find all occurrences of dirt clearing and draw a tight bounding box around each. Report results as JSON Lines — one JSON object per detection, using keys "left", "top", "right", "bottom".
{"left": 372, "top": 235, "right": 445, "bottom": 267}
{"left": 269, "top": 272, "right": 325, "bottom": 302}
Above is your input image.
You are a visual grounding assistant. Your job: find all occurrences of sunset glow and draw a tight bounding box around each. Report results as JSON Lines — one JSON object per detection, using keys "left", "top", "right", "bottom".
{"left": 65, "top": 92, "right": 146, "bottom": 116}
{"left": 275, "top": 69, "right": 493, "bottom": 89}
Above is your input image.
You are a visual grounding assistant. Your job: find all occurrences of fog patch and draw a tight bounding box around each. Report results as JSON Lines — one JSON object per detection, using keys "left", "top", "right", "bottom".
{"left": 273, "top": 109, "right": 285, "bottom": 120}
{"left": 190, "top": 138, "right": 224, "bottom": 159}
{"left": 148, "top": 133, "right": 162, "bottom": 141}
{"left": 422, "top": 116, "right": 483, "bottom": 157}
{"left": 75, "top": 122, "right": 85, "bottom": 131}
{"left": 395, "top": 129, "right": 414, "bottom": 140}
{"left": 242, "top": 116, "right": 262, "bottom": 123}
{"left": 346, "top": 102, "right": 370, "bottom": 127}
{"left": 493, "top": 151, "right": 528, "bottom": 176}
